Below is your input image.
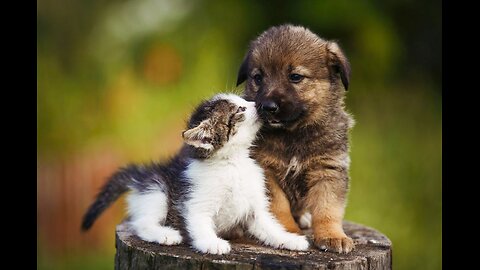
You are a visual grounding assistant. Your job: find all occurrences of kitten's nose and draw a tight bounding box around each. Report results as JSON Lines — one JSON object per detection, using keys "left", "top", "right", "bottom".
{"left": 260, "top": 100, "right": 279, "bottom": 114}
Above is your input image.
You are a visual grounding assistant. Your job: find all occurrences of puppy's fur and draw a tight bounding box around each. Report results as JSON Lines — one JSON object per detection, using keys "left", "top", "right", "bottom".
{"left": 237, "top": 25, "right": 355, "bottom": 253}
{"left": 81, "top": 93, "right": 309, "bottom": 254}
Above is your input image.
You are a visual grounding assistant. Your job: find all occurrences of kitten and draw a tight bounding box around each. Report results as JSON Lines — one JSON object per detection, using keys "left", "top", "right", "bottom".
{"left": 81, "top": 93, "right": 309, "bottom": 254}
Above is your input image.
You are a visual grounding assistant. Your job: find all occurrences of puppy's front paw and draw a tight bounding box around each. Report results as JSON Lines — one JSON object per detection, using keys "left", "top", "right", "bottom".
{"left": 314, "top": 236, "right": 354, "bottom": 254}
{"left": 278, "top": 235, "right": 309, "bottom": 251}
{"left": 193, "top": 238, "right": 231, "bottom": 254}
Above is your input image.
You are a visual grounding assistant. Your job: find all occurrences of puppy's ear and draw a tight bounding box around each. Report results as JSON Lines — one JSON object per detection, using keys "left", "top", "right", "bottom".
{"left": 236, "top": 53, "right": 250, "bottom": 86}
{"left": 326, "top": 41, "right": 351, "bottom": 91}
{"left": 182, "top": 119, "right": 214, "bottom": 152}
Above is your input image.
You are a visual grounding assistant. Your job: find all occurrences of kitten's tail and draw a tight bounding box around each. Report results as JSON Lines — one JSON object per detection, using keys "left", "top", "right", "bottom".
{"left": 81, "top": 165, "right": 138, "bottom": 231}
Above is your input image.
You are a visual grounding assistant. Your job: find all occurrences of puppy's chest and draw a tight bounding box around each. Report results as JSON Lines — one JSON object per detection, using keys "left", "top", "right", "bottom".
{"left": 255, "top": 135, "right": 319, "bottom": 198}
{"left": 256, "top": 129, "right": 331, "bottom": 174}
{"left": 257, "top": 141, "right": 309, "bottom": 176}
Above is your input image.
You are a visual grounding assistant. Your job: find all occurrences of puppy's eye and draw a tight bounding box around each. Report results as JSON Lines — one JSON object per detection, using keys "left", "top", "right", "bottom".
{"left": 253, "top": 74, "right": 263, "bottom": 85}
{"left": 289, "top": 73, "right": 304, "bottom": 83}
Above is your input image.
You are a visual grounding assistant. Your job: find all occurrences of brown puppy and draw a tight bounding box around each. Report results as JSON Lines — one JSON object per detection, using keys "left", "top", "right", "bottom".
{"left": 236, "top": 24, "right": 355, "bottom": 253}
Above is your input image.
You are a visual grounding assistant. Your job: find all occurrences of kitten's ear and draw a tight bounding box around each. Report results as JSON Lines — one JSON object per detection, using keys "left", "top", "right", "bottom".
{"left": 182, "top": 119, "right": 214, "bottom": 152}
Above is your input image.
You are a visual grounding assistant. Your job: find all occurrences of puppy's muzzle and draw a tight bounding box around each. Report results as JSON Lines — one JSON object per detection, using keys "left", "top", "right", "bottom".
{"left": 260, "top": 100, "right": 279, "bottom": 115}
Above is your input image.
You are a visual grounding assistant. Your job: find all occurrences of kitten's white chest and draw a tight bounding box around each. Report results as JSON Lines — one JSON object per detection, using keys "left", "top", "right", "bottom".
{"left": 212, "top": 160, "right": 263, "bottom": 232}
{"left": 214, "top": 178, "right": 251, "bottom": 227}
{"left": 185, "top": 155, "right": 266, "bottom": 234}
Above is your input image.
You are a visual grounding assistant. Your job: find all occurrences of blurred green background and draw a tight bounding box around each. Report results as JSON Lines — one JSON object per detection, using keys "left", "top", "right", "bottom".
{"left": 37, "top": 0, "right": 441, "bottom": 269}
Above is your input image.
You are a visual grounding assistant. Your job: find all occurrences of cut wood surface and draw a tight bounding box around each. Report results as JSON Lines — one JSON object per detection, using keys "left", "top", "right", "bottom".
{"left": 115, "top": 221, "right": 392, "bottom": 270}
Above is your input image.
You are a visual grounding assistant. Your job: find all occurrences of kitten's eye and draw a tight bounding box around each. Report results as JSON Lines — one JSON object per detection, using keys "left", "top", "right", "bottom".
{"left": 201, "top": 137, "right": 212, "bottom": 144}
{"left": 253, "top": 74, "right": 263, "bottom": 85}
{"left": 289, "top": 73, "right": 304, "bottom": 83}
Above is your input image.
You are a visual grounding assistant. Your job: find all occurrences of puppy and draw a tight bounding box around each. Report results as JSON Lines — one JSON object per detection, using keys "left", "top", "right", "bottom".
{"left": 236, "top": 24, "right": 355, "bottom": 253}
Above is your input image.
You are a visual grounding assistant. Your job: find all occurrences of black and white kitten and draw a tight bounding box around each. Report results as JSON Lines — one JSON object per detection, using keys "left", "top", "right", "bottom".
{"left": 81, "top": 93, "right": 309, "bottom": 254}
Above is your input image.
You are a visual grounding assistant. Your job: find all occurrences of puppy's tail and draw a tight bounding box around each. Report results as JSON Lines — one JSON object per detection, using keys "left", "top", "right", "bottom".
{"left": 81, "top": 165, "right": 140, "bottom": 231}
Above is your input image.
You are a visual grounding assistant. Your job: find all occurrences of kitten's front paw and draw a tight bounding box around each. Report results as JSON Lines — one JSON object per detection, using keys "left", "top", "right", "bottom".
{"left": 193, "top": 238, "right": 231, "bottom": 254}
{"left": 135, "top": 226, "right": 183, "bottom": 246}
{"left": 278, "top": 235, "right": 310, "bottom": 251}
{"left": 158, "top": 229, "right": 183, "bottom": 245}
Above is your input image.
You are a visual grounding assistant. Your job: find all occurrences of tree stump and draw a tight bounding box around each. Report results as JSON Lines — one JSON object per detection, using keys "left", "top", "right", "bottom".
{"left": 115, "top": 221, "right": 392, "bottom": 270}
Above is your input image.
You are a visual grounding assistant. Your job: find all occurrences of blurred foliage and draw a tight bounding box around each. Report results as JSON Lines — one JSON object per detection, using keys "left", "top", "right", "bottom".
{"left": 37, "top": 0, "right": 441, "bottom": 269}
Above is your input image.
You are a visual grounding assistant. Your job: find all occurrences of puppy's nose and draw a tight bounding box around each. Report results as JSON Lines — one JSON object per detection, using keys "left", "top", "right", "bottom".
{"left": 261, "top": 101, "right": 279, "bottom": 114}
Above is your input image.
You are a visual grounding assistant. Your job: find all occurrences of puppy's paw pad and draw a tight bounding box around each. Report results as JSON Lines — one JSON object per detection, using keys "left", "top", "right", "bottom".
{"left": 315, "top": 236, "right": 354, "bottom": 254}
{"left": 194, "top": 238, "right": 231, "bottom": 254}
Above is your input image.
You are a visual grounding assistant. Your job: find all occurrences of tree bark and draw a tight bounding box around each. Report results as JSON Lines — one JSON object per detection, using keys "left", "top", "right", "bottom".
{"left": 115, "top": 221, "right": 392, "bottom": 270}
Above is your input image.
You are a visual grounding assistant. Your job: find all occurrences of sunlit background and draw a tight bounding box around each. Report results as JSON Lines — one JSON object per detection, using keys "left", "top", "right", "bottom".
{"left": 37, "top": 0, "right": 441, "bottom": 269}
